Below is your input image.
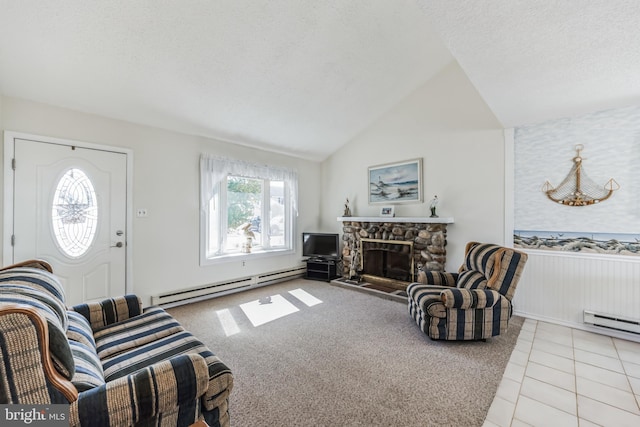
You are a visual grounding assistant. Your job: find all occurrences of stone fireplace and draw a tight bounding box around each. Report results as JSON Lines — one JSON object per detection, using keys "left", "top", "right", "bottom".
{"left": 337, "top": 216, "right": 453, "bottom": 289}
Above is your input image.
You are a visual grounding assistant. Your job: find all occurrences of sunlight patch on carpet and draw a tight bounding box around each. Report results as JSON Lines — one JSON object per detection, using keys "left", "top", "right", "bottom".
{"left": 240, "top": 294, "right": 300, "bottom": 327}
{"left": 288, "top": 288, "right": 323, "bottom": 307}
{"left": 216, "top": 308, "right": 241, "bottom": 337}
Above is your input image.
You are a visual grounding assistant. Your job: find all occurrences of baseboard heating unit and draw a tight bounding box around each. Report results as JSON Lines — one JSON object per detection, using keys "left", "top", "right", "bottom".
{"left": 151, "top": 265, "right": 306, "bottom": 307}
{"left": 583, "top": 310, "right": 640, "bottom": 335}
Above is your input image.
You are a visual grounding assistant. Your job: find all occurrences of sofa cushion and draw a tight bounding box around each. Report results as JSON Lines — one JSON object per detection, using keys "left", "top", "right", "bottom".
{"left": 0, "top": 267, "right": 71, "bottom": 377}
{"left": 101, "top": 330, "right": 222, "bottom": 382}
{"left": 417, "top": 270, "right": 458, "bottom": 287}
{"left": 72, "top": 295, "right": 143, "bottom": 331}
{"left": 462, "top": 243, "right": 501, "bottom": 279}
{"left": 440, "top": 288, "right": 501, "bottom": 309}
{"left": 68, "top": 340, "right": 105, "bottom": 391}
{"left": 406, "top": 283, "right": 450, "bottom": 318}
{"left": 0, "top": 267, "right": 68, "bottom": 328}
{"left": 456, "top": 270, "right": 488, "bottom": 290}
{"left": 0, "top": 278, "right": 74, "bottom": 380}
{"left": 95, "top": 305, "right": 233, "bottom": 414}
{"left": 94, "top": 306, "right": 185, "bottom": 360}
{"left": 486, "top": 249, "right": 528, "bottom": 300}
{"left": 67, "top": 311, "right": 97, "bottom": 349}
{"left": 67, "top": 311, "right": 104, "bottom": 391}
{"left": 0, "top": 267, "right": 66, "bottom": 304}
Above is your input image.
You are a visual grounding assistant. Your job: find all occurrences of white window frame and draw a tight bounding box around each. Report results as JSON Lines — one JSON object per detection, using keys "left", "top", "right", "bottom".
{"left": 200, "top": 155, "right": 297, "bottom": 265}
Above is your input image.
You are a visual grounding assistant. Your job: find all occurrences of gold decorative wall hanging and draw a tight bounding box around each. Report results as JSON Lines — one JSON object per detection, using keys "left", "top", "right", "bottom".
{"left": 542, "top": 144, "right": 620, "bottom": 206}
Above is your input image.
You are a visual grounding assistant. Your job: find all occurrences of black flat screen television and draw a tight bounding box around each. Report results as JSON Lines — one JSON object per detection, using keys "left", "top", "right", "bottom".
{"left": 302, "top": 232, "right": 339, "bottom": 260}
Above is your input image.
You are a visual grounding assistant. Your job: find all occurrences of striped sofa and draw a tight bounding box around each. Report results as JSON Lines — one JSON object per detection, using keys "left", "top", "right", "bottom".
{"left": 0, "top": 260, "right": 233, "bottom": 427}
{"left": 407, "top": 242, "right": 528, "bottom": 341}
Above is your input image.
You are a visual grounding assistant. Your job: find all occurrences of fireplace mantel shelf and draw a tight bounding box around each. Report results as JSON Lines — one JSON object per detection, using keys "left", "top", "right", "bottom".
{"left": 337, "top": 216, "right": 454, "bottom": 224}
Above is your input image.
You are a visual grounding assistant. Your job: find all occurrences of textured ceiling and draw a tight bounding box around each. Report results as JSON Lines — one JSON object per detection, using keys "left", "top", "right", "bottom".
{"left": 1, "top": 2, "right": 639, "bottom": 161}
{"left": 0, "top": 1, "right": 452, "bottom": 161}
{"left": 420, "top": 0, "right": 640, "bottom": 128}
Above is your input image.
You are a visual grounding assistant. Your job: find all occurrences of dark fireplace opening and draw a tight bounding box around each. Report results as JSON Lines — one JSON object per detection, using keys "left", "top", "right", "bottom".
{"left": 361, "top": 239, "right": 413, "bottom": 282}
{"left": 363, "top": 250, "right": 411, "bottom": 281}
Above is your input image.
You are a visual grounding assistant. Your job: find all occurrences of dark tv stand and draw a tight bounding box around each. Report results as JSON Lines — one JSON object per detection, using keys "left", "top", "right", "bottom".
{"left": 304, "top": 257, "right": 339, "bottom": 282}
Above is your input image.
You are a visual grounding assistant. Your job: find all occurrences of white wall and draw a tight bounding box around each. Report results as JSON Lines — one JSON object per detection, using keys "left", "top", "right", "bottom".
{"left": 0, "top": 96, "right": 322, "bottom": 305}
{"left": 514, "top": 251, "right": 640, "bottom": 342}
{"left": 320, "top": 61, "right": 505, "bottom": 270}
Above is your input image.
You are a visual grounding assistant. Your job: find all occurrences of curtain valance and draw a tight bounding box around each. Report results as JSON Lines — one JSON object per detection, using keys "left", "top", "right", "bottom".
{"left": 200, "top": 154, "right": 298, "bottom": 213}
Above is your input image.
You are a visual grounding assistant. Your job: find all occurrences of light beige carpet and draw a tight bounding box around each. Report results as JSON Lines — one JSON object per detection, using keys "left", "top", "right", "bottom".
{"left": 168, "top": 279, "right": 523, "bottom": 427}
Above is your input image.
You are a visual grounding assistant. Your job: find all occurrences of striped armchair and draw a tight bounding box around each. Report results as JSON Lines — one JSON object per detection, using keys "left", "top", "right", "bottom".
{"left": 0, "top": 260, "right": 233, "bottom": 427}
{"left": 407, "top": 242, "right": 528, "bottom": 340}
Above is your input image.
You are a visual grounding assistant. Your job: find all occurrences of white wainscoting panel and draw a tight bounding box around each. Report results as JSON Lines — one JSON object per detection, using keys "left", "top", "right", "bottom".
{"left": 513, "top": 250, "right": 640, "bottom": 341}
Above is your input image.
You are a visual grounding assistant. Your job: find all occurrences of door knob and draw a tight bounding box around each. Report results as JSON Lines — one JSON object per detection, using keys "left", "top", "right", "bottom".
{"left": 111, "top": 242, "right": 123, "bottom": 248}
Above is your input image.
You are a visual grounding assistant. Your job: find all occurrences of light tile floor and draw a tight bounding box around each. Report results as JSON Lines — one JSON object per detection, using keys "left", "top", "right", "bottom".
{"left": 484, "top": 319, "right": 640, "bottom": 427}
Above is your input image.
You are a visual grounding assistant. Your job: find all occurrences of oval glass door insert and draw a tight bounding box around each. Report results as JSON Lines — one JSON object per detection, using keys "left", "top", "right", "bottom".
{"left": 51, "top": 168, "right": 98, "bottom": 258}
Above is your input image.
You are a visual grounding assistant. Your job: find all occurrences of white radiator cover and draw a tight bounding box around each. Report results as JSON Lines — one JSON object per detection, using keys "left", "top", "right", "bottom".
{"left": 513, "top": 250, "right": 640, "bottom": 342}
{"left": 583, "top": 310, "right": 640, "bottom": 335}
{"left": 151, "top": 265, "right": 306, "bottom": 307}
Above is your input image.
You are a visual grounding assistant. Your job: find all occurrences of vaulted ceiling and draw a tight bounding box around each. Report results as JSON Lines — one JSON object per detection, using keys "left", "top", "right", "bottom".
{"left": 1, "top": 1, "right": 639, "bottom": 161}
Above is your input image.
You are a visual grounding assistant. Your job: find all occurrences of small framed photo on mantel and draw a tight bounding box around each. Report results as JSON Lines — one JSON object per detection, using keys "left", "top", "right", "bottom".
{"left": 379, "top": 206, "right": 395, "bottom": 217}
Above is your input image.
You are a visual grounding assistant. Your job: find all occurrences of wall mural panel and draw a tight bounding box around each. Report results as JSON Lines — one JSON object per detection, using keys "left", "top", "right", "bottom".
{"left": 514, "top": 105, "right": 640, "bottom": 255}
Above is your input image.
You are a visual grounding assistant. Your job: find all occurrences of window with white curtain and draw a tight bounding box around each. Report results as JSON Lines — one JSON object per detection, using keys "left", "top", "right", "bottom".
{"left": 200, "top": 155, "right": 297, "bottom": 263}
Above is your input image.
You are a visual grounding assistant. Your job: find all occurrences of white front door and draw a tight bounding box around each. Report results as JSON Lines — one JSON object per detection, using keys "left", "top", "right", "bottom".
{"left": 7, "top": 136, "right": 128, "bottom": 305}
